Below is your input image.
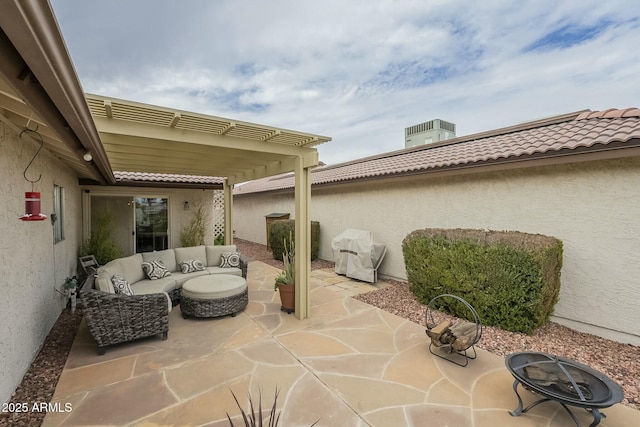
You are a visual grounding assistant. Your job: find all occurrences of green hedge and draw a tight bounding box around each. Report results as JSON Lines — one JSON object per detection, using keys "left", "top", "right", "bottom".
{"left": 269, "top": 219, "right": 320, "bottom": 261}
{"left": 402, "top": 228, "right": 563, "bottom": 334}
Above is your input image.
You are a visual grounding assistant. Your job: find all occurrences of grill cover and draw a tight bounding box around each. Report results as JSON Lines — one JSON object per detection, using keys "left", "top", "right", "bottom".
{"left": 331, "top": 229, "right": 386, "bottom": 283}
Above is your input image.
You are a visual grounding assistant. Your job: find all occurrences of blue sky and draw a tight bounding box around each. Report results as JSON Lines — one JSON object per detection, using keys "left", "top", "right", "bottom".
{"left": 51, "top": 0, "right": 640, "bottom": 165}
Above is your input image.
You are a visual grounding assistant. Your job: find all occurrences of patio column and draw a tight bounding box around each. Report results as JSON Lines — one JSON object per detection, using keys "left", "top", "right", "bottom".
{"left": 224, "top": 179, "right": 233, "bottom": 245}
{"left": 81, "top": 190, "right": 91, "bottom": 242}
{"left": 294, "top": 156, "right": 311, "bottom": 319}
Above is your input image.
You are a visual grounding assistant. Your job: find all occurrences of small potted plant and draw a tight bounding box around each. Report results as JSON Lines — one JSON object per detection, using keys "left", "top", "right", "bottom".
{"left": 63, "top": 276, "right": 79, "bottom": 313}
{"left": 274, "top": 232, "right": 295, "bottom": 314}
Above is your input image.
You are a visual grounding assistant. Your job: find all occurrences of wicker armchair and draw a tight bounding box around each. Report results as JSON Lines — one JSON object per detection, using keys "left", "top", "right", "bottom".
{"left": 239, "top": 254, "right": 249, "bottom": 279}
{"left": 80, "top": 275, "right": 170, "bottom": 355}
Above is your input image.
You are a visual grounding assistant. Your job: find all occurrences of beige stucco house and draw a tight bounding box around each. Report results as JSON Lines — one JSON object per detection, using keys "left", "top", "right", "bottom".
{"left": 2, "top": 0, "right": 638, "bottom": 409}
{"left": 233, "top": 109, "right": 640, "bottom": 346}
{"left": 0, "top": 1, "right": 328, "bottom": 404}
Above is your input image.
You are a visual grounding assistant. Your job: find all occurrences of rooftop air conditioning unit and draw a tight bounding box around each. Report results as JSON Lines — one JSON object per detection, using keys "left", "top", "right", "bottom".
{"left": 405, "top": 119, "right": 456, "bottom": 148}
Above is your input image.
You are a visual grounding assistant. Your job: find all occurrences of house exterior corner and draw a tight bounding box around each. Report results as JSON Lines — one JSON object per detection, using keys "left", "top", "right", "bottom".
{"left": 0, "top": 121, "right": 83, "bottom": 404}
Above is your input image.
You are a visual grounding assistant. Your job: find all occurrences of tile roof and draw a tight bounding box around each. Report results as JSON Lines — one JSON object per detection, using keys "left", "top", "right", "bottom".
{"left": 234, "top": 108, "right": 640, "bottom": 195}
{"left": 114, "top": 171, "right": 223, "bottom": 186}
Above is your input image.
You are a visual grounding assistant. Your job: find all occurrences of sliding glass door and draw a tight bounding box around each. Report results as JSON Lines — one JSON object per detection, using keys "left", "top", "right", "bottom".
{"left": 90, "top": 195, "right": 134, "bottom": 255}
{"left": 135, "top": 197, "right": 168, "bottom": 253}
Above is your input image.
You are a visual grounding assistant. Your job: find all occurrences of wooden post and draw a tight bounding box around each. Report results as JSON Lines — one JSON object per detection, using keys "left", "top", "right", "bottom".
{"left": 294, "top": 156, "right": 311, "bottom": 319}
{"left": 224, "top": 179, "right": 233, "bottom": 245}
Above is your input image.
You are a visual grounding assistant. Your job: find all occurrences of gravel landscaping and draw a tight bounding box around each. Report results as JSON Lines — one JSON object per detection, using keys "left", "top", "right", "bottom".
{"left": 2, "top": 239, "right": 638, "bottom": 426}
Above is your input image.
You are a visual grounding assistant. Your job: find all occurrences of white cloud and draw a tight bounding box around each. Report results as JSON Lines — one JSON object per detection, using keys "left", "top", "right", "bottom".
{"left": 52, "top": 0, "right": 640, "bottom": 166}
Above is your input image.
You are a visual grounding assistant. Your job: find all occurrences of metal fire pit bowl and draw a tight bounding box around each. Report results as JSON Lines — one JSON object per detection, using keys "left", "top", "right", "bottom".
{"left": 505, "top": 352, "right": 623, "bottom": 427}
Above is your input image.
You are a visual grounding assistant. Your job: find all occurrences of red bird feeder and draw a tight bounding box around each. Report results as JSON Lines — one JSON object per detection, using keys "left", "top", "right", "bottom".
{"left": 20, "top": 191, "right": 47, "bottom": 221}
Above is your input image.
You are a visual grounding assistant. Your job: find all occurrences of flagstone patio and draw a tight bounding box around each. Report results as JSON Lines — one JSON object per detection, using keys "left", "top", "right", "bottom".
{"left": 42, "top": 261, "right": 640, "bottom": 426}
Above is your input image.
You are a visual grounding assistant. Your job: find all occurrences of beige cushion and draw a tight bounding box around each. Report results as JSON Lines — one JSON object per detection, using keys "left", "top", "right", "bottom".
{"left": 96, "top": 259, "right": 122, "bottom": 293}
{"left": 97, "top": 259, "right": 123, "bottom": 279}
{"left": 131, "top": 277, "right": 179, "bottom": 295}
{"left": 119, "top": 254, "right": 145, "bottom": 283}
{"left": 163, "top": 292, "right": 172, "bottom": 313}
{"left": 175, "top": 246, "right": 206, "bottom": 265}
{"left": 182, "top": 275, "right": 247, "bottom": 300}
{"left": 165, "top": 292, "right": 172, "bottom": 313}
{"left": 130, "top": 282, "right": 174, "bottom": 313}
{"left": 96, "top": 276, "right": 115, "bottom": 293}
{"left": 142, "top": 249, "right": 177, "bottom": 272}
{"left": 205, "top": 245, "right": 237, "bottom": 267}
{"left": 173, "top": 270, "right": 208, "bottom": 286}
{"left": 205, "top": 266, "right": 242, "bottom": 277}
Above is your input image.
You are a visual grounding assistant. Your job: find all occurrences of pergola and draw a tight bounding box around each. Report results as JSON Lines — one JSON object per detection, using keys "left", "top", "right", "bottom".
{"left": 0, "top": 0, "right": 331, "bottom": 319}
{"left": 86, "top": 94, "right": 331, "bottom": 319}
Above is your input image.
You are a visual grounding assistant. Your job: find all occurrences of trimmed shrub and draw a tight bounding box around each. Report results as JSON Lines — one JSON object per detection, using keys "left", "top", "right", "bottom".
{"left": 403, "top": 228, "right": 563, "bottom": 334}
{"left": 269, "top": 219, "right": 320, "bottom": 261}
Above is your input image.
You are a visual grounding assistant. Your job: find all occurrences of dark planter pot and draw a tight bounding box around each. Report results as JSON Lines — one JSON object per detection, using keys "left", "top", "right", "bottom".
{"left": 277, "top": 284, "right": 295, "bottom": 314}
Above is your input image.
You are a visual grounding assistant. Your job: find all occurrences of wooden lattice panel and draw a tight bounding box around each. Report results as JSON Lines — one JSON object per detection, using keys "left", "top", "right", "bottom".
{"left": 213, "top": 190, "right": 225, "bottom": 240}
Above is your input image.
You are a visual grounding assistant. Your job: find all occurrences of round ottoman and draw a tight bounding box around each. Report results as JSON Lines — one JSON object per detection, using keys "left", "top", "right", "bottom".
{"left": 180, "top": 274, "right": 248, "bottom": 319}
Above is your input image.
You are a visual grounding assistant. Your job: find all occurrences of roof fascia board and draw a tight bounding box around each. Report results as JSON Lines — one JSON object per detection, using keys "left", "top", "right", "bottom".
{"left": 0, "top": 1, "right": 114, "bottom": 183}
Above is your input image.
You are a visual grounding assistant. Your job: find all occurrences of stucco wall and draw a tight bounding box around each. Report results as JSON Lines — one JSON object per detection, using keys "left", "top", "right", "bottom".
{"left": 0, "top": 122, "right": 82, "bottom": 404}
{"left": 233, "top": 157, "right": 640, "bottom": 345}
{"left": 233, "top": 192, "right": 296, "bottom": 246}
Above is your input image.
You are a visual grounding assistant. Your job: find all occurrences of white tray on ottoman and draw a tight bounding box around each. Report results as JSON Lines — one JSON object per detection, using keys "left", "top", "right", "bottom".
{"left": 180, "top": 274, "right": 248, "bottom": 318}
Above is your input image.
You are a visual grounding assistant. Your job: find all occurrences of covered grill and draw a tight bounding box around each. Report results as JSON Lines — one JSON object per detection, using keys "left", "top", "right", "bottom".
{"left": 331, "top": 229, "right": 386, "bottom": 283}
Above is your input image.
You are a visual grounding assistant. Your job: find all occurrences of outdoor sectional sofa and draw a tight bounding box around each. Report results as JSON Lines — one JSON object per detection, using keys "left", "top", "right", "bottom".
{"left": 80, "top": 245, "right": 248, "bottom": 355}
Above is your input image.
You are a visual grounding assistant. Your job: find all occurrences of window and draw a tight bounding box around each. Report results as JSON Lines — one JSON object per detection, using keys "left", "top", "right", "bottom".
{"left": 53, "top": 185, "right": 65, "bottom": 242}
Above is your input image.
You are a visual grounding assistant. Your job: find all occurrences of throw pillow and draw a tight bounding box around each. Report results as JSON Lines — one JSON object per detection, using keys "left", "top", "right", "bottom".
{"left": 180, "top": 259, "right": 205, "bottom": 274}
{"left": 141, "top": 260, "right": 171, "bottom": 280}
{"left": 220, "top": 252, "right": 240, "bottom": 268}
{"left": 111, "top": 275, "right": 133, "bottom": 296}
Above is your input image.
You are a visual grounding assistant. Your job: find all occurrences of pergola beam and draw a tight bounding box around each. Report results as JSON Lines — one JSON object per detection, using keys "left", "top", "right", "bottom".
{"left": 219, "top": 122, "right": 236, "bottom": 135}
{"left": 104, "top": 100, "right": 113, "bottom": 118}
{"left": 226, "top": 154, "right": 319, "bottom": 185}
{"left": 93, "top": 117, "right": 319, "bottom": 161}
{"left": 94, "top": 117, "right": 320, "bottom": 185}
{"left": 169, "top": 112, "right": 181, "bottom": 128}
